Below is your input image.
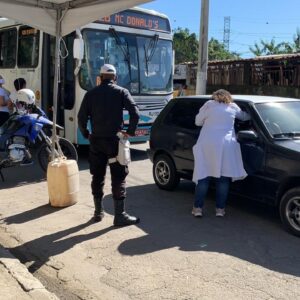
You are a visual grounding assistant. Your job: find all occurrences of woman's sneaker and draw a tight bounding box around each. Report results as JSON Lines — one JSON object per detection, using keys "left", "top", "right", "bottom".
{"left": 216, "top": 208, "right": 225, "bottom": 217}
{"left": 192, "top": 207, "right": 203, "bottom": 217}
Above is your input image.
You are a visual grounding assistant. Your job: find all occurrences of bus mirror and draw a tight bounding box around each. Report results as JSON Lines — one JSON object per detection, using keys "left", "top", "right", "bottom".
{"left": 73, "top": 38, "right": 84, "bottom": 60}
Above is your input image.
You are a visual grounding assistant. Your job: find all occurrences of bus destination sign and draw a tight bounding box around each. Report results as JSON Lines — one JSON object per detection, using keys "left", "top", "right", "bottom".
{"left": 21, "top": 27, "right": 38, "bottom": 36}
{"left": 98, "top": 10, "right": 170, "bottom": 32}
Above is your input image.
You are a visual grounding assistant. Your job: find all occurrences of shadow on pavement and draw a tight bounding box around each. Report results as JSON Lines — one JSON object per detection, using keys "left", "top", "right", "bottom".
{"left": 5, "top": 180, "right": 299, "bottom": 277}
{"left": 0, "top": 143, "right": 150, "bottom": 187}
{"left": 0, "top": 164, "right": 46, "bottom": 189}
{"left": 9, "top": 220, "right": 115, "bottom": 273}
{"left": 109, "top": 182, "right": 300, "bottom": 277}
{"left": 130, "top": 146, "right": 150, "bottom": 162}
{"left": 0, "top": 148, "right": 46, "bottom": 189}
{"left": 1, "top": 204, "right": 62, "bottom": 224}
{"left": 0, "top": 147, "right": 90, "bottom": 188}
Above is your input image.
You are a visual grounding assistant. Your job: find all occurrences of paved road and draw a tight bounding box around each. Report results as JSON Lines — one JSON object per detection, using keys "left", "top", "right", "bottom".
{"left": 0, "top": 143, "right": 299, "bottom": 299}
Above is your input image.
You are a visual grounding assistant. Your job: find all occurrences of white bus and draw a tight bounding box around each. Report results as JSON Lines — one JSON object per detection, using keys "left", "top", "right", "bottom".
{"left": 0, "top": 7, "right": 173, "bottom": 144}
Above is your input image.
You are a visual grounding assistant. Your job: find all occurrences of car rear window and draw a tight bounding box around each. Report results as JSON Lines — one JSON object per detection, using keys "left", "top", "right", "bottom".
{"left": 164, "top": 100, "right": 205, "bottom": 130}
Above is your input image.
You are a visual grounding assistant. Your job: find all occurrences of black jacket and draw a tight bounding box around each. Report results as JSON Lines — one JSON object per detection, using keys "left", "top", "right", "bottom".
{"left": 77, "top": 79, "right": 140, "bottom": 138}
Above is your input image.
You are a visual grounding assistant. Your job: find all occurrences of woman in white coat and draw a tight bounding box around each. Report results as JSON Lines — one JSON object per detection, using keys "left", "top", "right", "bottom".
{"left": 192, "top": 89, "right": 250, "bottom": 217}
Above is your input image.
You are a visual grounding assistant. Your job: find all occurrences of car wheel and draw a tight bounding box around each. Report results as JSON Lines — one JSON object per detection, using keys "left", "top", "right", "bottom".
{"left": 279, "top": 188, "right": 300, "bottom": 237}
{"left": 153, "top": 154, "right": 180, "bottom": 191}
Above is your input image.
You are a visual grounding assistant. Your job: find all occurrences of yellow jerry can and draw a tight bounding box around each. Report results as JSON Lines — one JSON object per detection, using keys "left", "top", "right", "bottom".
{"left": 47, "top": 158, "right": 79, "bottom": 207}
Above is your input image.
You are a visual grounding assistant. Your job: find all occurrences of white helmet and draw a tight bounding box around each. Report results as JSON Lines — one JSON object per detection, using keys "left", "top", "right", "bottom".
{"left": 17, "top": 88, "right": 35, "bottom": 105}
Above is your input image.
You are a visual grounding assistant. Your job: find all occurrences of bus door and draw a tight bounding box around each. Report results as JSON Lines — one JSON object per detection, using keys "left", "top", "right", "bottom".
{"left": 41, "top": 32, "right": 75, "bottom": 128}
{"left": 41, "top": 33, "right": 54, "bottom": 120}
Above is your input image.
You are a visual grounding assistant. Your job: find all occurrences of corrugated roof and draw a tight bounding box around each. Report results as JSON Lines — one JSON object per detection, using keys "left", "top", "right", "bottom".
{"left": 209, "top": 53, "right": 300, "bottom": 65}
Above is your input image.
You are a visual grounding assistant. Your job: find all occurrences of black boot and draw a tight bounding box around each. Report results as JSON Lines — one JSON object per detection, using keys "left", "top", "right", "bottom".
{"left": 113, "top": 199, "right": 140, "bottom": 226}
{"left": 93, "top": 197, "right": 104, "bottom": 222}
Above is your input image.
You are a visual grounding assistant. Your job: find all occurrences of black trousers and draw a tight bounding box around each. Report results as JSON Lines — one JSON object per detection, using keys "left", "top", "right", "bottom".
{"left": 89, "top": 136, "right": 129, "bottom": 200}
{"left": 0, "top": 111, "right": 9, "bottom": 126}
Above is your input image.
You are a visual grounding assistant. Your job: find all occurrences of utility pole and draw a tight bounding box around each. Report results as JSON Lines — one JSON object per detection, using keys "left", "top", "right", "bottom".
{"left": 196, "top": 0, "right": 209, "bottom": 95}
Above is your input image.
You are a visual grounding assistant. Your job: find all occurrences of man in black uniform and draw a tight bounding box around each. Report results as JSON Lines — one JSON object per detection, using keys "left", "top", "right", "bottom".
{"left": 78, "top": 64, "right": 140, "bottom": 226}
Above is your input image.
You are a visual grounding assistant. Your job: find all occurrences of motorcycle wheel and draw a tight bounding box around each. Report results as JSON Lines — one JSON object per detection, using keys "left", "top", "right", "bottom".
{"left": 37, "top": 137, "right": 78, "bottom": 172}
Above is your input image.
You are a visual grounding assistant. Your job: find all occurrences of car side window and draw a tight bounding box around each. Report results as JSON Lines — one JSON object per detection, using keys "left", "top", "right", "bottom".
{"left": 234, "top": 102, "right": 253, "bottom": 132}
{"left": 164, "top": 100, "right": 205, "bottom": 130}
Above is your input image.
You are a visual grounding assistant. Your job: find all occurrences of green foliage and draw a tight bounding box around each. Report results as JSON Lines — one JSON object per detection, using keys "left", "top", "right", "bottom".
{"left": 173, "top": 28, "right": 240, "bottom": 63}
{"left": 293, "top": 28, "right": 300, "bottom": 52}
{"left": 249, "top": 28, "right": 300, "bottom": 56}
{"left": 173, "top": 27, "right": 198, "bottom": 64}
{"left": 173, "top": 27, "right": 300, "bottom": 60}
{"left": 208, "top": 38, "right": 240, "bottom": 60}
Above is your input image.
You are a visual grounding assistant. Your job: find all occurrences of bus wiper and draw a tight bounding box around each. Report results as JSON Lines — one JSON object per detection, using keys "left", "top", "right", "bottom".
{"left": 109, "top": 27, "right": 132, "bottom": 80}
{"left": 144, "top": 34, "right": 159, "bottom": 75}
{"left": 273, "top": 131, "right": 300, "bottom": 138}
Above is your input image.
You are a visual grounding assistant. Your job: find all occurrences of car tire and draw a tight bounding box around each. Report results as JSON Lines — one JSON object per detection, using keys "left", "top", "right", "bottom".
{"left": 279, "top": 188, "right": 300, "bottom": 237}
{"left": 153, "top": 154, "right": 180, "bottom": 191}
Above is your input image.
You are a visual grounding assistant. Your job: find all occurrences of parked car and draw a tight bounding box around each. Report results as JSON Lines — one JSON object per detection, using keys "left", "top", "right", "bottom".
{"left": 148, "top": 95, "right": 300, "bottom": 236}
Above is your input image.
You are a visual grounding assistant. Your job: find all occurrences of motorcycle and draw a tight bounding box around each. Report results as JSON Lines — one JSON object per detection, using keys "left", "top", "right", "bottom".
{"left": 0, "top": 91, "right": 78, "bottom": 181}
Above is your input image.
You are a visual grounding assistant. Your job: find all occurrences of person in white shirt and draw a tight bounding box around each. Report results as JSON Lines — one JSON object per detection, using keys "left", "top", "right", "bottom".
{"left": 192, "top": 89, "right": 250, "bottom": 217}
{"left": 0, "top": 75, "right": 10, "bottom": 126}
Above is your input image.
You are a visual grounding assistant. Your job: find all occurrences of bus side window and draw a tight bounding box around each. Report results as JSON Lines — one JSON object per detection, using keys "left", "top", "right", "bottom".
{"left": 18, "top": 26, "right": 39, "bottom": 68}
{"left": 0, "top": 28, "right": 17, "bottom": 68}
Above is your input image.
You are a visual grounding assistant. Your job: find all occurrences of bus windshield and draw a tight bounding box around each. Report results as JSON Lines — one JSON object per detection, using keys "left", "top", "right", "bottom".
{"left": 79, "top": 29, "right": 172, "bottom": 94}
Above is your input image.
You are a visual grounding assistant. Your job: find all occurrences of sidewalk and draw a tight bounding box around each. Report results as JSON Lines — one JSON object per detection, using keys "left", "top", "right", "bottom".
{"left": 0, "top": 244, "right": 58, "bottom": 300}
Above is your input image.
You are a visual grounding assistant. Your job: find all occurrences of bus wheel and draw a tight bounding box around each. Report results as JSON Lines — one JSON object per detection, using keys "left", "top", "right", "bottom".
{"left": 37, "top": 138, "right": 78, "bottom": 172}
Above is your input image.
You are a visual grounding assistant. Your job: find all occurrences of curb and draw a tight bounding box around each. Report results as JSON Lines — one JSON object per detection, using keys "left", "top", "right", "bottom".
{"left": 0, "top": 245, "right": 59, "bottom": 300}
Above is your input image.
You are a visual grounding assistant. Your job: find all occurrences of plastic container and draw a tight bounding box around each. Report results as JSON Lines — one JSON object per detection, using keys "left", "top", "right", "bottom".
{"left": 47, "top": 158, "right": 79, "bottom": 207}
{"left": 116, "top": 132, "right": 131, "bottom": 165}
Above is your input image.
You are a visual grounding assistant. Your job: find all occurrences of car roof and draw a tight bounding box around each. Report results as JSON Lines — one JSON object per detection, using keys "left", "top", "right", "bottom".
{"left": 177, "top": 95, "right": 300, "bottom": 104}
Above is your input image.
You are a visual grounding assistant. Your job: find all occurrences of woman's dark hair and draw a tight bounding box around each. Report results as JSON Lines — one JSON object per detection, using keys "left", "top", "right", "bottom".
{"left": 14, "top": 78, "right": 26, "bottom": 91}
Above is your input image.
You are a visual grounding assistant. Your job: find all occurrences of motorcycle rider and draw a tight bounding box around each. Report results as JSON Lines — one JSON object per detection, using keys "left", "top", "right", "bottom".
{"left": 0, "top": 88, "right": 77, "bottom": 179}
{"left": 15, "top": 88, "right": 44, "bottom": 116}
{"left": 77, "top": 63, "right": 140, "bottom": 226}
{"left": 14, "top": 89, "right": 39, "bottom": 165}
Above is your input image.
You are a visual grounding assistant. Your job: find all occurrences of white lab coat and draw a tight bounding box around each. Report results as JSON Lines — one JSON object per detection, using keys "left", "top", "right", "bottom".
{"left": 192, "top": 100, "right": 250, "bottom": 183}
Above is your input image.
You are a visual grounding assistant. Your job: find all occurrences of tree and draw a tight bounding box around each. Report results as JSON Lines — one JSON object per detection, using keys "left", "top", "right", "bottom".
{"left": 249, "top": 29, "right": 300, "bottom": 56}
{"left": 249, "top": 39, "right": 293, "bottom": 56}
{"left": 292, "top": 28, "right": 300, "bottom": 52}
{"left": 173, "top": 27, "right": 198, "bottom": 64}
{"left": 173, "top": 28, "right": 240, "bottom": 63}
{"left": 208, "top": 38, "right": 240, "bottom": 60}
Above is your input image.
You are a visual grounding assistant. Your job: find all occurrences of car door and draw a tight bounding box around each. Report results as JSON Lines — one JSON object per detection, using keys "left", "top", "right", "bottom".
{"left": 231, "top": 101, "right": 268, "bottom": 201}
{"left": 164, "top": 99, "right": 206, "bottom": 178}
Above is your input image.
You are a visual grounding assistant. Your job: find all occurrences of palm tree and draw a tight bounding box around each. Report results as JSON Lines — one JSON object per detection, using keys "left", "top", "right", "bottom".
{"left": 293, "top": 28, "right": 300, "bottom": 52}
{"left": 249, "top": 43, "right": 264, "bottom": 56}
{"left": 250, "top": 39, "right": 294, "bottom": 56}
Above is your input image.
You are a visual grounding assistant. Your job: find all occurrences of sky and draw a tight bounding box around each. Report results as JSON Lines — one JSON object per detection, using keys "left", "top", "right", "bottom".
{"left": 140, "top": 0, "right": 300, "bottom": 58}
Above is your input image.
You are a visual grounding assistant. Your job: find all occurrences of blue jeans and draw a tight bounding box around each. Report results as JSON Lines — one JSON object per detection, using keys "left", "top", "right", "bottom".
{"left": 194, "top": 176, "right": 230, "bottom": 209}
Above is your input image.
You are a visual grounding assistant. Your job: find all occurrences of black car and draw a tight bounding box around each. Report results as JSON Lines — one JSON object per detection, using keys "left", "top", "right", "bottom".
{"left": 148, "top": 95, "right": 300, "bottom": 236}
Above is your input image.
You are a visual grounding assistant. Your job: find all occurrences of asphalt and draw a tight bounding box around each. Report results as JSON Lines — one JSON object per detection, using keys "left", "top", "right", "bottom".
{"left": 0, "top": 144, "right": 299, "bottom": 299}
{"left": 0, "top": 145, "right": 137, "bottom": 300}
